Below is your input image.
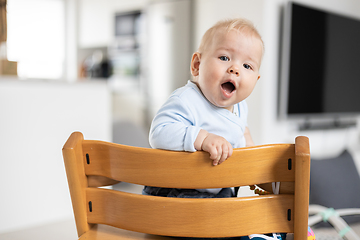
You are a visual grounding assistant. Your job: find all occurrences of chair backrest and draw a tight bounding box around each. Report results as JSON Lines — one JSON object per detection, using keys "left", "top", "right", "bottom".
{"left": 63, "top": 132, "right": 310, "bottom": 239}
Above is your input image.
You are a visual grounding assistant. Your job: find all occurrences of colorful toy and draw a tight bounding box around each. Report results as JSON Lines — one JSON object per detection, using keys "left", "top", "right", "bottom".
{"left": 308, "top": 226, "right": 316, "bottom": 240}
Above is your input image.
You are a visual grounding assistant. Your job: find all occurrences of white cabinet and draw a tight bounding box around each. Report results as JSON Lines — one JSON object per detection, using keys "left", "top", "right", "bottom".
{"left": 78, "top": 0, "right": 148, "bottom": 48}
{"left": 0, "top": 79, "right": 111, "bottom": 233}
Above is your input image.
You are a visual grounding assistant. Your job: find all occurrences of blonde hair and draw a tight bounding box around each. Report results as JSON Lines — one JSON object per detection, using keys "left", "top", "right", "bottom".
{"left": 197, "top": 18, "right": 264, "bottom": 54}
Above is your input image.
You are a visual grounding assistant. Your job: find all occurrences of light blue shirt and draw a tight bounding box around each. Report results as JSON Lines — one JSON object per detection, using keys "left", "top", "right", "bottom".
{"left": 149, "top": 80, "right": 248, "bottom": 152}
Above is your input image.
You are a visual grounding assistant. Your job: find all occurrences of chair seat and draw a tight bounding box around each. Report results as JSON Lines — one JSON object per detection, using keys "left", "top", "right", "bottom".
{"left": 79, "top": 224, "right": 172, "bottom": 240}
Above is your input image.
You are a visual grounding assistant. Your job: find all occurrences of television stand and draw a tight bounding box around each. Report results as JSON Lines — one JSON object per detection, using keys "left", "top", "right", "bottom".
{"left": 299, "top": 118, "right": 357, "bottom": 131}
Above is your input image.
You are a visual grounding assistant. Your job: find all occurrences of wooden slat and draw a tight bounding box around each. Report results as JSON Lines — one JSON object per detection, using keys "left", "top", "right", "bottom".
{"left": 83, "top": 141, "right": 295, "bottom": 188}
{"left": 86, "top": 188, "right": 294, "bottom": 238}
{"left": 62, "top": 132, "right": 93, "bottom": 237}
{"left": 88, "top": 175, "right": 120, "bottom": 188}
{"left": 294, "top": 136, "right": 311, "bottom": 240}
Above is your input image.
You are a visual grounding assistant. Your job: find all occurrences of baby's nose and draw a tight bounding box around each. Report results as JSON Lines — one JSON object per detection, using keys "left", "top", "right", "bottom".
{"left": 228, "top": 66, "right": 239, "bottom": 76}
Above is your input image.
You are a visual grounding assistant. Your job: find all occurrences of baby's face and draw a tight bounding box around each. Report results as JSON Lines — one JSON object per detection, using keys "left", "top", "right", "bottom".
{"left": 192, "top": 30, "right": 262, "bottom": 111}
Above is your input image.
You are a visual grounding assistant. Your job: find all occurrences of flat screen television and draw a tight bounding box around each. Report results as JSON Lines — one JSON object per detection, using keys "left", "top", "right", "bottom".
{"left": 279, "top": 2, "right": 360, "bottom": 128}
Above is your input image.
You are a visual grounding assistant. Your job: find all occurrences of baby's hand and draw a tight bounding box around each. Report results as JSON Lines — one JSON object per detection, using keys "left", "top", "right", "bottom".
{"left": 201, "top": 133, "right": 233, "bottom": 166}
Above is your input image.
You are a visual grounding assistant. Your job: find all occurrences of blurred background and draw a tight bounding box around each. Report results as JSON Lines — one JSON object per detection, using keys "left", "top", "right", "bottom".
{"left": 1, "top": 0, "right": 360, "bottom": 239}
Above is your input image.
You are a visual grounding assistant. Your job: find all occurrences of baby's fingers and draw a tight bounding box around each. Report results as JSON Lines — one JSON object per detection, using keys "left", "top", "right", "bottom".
{"left": 228, "top": 143, "right": 233, "bottom": 157}
{"left": 217, "top": 147, "right": 227, "bottom": 165}
{"left": 210, "top": 147, "right": 221, "bottom": 165}
{"left": 213, "top": 145, "right": 227, "bottom": 166}
{"left": 215, "top": 143, "right": 233, "bottom": 165}
{"left": 218, "top": 143, "right": 232, "bottom": 165}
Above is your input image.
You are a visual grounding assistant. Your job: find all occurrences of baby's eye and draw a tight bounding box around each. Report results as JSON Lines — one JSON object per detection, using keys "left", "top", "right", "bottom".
{"left": 219, "top": 56, "right": 229, "bottom": 61}
{"left": 243, "top": 63, "right": 252, "bottom": 70}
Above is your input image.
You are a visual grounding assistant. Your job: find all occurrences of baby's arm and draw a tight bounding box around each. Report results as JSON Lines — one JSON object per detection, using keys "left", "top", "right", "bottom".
{"left": 149, "top": 96, "right": 202, "bottom": 152}
{"left": 194, "top": 129, "right": 233, "bottom": 166}
{"left": 244, "top": 127, "right": 255, "bottom": 147}
{"left": 150, "top": 96, "right": 233, "bottom": 165}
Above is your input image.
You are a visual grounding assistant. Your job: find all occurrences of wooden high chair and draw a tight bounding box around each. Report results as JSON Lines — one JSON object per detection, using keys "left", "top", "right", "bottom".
{"left": 62, "top": 132, "right": 310, "bottom": 240}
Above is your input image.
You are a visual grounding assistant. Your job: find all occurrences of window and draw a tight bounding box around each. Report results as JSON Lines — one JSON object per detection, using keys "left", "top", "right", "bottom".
{"left": 6, "top": 0, "right": 65, "bottom": 79}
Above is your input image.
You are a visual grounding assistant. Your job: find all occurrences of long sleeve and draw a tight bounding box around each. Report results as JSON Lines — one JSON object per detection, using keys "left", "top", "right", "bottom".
{"left": 149, "top": 95, "right": 201, "bottom": 152}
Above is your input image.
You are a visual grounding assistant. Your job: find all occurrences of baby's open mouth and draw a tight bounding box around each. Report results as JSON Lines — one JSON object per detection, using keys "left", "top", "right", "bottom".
{"left": 221, "top": 81, "right": 236, "bottom": 94}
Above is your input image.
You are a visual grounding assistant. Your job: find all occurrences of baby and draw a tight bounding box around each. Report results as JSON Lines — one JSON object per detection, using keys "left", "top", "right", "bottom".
{"left": 144, "top": 18, "right": 263, "bottom": 198}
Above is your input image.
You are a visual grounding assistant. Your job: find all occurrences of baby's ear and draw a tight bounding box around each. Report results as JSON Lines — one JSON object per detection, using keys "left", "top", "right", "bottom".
{"left": 190, "top": 52, "right": 201, "bottom": 77}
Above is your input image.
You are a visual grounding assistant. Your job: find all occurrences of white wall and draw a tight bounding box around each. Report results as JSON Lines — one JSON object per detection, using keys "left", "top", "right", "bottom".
{"left": 193, "top": 0, "right": 265, "bottom": 50}
{"left": 0, "top": 78, "right": 112, "bottom": 233}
